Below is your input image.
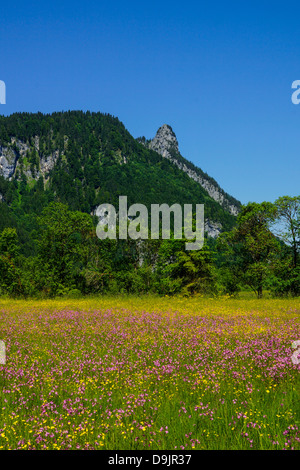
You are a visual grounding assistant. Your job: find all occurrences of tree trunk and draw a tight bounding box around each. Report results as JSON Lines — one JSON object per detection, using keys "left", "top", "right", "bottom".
{"left": 257, "top": 284, "right": 263, "bottom": 299}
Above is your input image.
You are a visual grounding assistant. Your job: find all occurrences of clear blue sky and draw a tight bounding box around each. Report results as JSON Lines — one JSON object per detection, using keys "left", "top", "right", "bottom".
{"left": 1, "top": 0, "right": 299, "bottom": 205}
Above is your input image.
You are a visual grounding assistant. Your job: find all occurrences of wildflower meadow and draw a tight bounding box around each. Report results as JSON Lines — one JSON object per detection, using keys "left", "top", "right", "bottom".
{"left": 0, "top": 296, "right": 299, "bottom": 450}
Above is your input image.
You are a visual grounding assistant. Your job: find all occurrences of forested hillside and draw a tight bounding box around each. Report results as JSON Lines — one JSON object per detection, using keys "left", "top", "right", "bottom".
{"left": 0, "top": 111, "right": 298, "bottom": 298}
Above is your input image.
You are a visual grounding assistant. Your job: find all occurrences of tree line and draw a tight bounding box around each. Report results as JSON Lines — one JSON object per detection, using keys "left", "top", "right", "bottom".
{"left": 0, "top": 196, "right": 299, "bottom": 298}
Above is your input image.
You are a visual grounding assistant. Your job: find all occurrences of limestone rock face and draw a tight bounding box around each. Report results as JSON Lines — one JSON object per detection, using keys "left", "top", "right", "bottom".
{"left": 38, "top": 151, "right": 59, "bottom": 179}
{"left": 148, "top": 124, "right": 240, "bottom": 217}
{"left": 149, "top": 124, "right": 179, "bottom": 158}
{"left": 0, "top": 138, "right": 59, "bottom": 181}
{"left": 204, "top": 220, "right": 222, "bottom": 239}
{"left": 0, "top": 145, "right": 18, "bottom": 179}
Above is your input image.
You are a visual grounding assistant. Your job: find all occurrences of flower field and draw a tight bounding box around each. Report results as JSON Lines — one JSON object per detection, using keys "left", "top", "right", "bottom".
{"left": 0, "top": 296, "right": 299, "bottom": 450}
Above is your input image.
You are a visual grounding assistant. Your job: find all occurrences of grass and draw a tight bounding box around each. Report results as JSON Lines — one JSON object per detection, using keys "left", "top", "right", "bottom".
{"left": 0, "top": 295, "right": 299, "bottom": 450}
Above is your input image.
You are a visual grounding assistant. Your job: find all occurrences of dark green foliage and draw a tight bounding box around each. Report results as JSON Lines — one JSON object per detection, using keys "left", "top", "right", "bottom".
{"left": 217, "top": 202, "right": 279, "bottom": 298}
{"left": 0, "top": 111, "right": 298, "bottom": 298}
{"left": 268, "top": 261, "right": 300, "bottom": 297}
{"left": 0, "top": 228, "right": 23, "bottom": 296}
{"left": 36, "top": 202, "right": 95, "bottom": 296}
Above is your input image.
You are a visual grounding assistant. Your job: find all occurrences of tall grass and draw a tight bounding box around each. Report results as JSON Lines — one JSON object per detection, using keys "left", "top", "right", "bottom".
{"left": 0, "top": 296, "right": 299, "bottom": 450}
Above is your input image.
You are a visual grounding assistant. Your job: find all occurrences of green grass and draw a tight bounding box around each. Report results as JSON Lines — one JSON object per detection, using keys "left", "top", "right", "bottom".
{"left": 0, "top": 296, "right": 299, "bottom": 450}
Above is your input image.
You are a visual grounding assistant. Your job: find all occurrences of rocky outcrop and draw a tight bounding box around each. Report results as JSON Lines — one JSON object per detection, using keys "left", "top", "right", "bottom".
{"left": 0, "top": 138, "right": 59, "bottom": 181}
{"left": 149, "top": 124, "right": 179, "bottom": 159}
{"left": 39, "top": 151, "right": 59, "bottom": 177}
{"left": 204, "top": 220, "right": 222, "bottom": 238}
{"left": 0, "top": 145, "right": 18, "bottom": 179}
{"left": 148, "top": 124, "right": 240, "bottom": 216}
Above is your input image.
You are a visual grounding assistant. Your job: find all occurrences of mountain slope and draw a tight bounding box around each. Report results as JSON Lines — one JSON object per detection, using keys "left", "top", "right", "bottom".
{"left": 138, "top": 124, "right": 240, "bottom": 216}
{"left": 0, "top": 111, "right": 240, "bottom": 242}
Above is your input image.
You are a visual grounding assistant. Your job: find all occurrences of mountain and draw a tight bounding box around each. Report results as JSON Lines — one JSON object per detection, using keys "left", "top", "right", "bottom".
{"left": 0, "top": 111, "right": 240, "bottom": 248}
{"left": 144, "top": 124, "right": 240, "bottom": 216}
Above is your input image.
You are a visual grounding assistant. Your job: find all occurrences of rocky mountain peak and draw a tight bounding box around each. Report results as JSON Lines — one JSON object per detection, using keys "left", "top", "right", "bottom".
{"left": 147, "top": 124, "right": 240, "bottom": 219}
{"left": 149, "top": 124, "right": 179, "bottom": 158}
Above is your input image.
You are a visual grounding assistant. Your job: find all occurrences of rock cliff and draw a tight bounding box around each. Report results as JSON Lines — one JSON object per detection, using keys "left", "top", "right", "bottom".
{"left": 148, "top": 124, "right": 240, "bottom": 217}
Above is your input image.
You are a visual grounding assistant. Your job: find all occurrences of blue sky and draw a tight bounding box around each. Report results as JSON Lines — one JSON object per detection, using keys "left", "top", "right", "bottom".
{"left": 1, "top": 0, "right": 299, "bottom": 205}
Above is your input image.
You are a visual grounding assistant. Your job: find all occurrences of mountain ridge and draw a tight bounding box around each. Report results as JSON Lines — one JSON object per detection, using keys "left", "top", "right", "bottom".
{"left": 138, "top": 124, "right": 240, "bottom": 216}
{"left": 0, "top": 111, "right": 239, "bottom": 242}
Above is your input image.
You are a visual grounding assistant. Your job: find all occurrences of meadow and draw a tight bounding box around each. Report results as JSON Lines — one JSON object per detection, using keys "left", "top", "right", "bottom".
{"left": 0, "top": 295, "right": 299, "bottom": 450}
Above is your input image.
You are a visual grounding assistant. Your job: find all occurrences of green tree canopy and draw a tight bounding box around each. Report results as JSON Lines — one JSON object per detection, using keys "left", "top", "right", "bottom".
{"left": 218, "top": 202, "right": 279, "bottom": 298}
